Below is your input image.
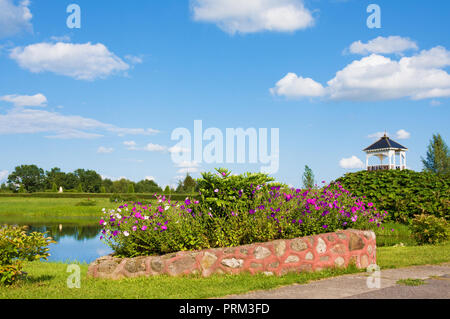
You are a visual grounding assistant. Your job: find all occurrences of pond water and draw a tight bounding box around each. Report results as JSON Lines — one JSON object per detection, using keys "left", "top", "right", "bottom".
{"left": 2, "top": 221, "right": 112, "bottom": 264}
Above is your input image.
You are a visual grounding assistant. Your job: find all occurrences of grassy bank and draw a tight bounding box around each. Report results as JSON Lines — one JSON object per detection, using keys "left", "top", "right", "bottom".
{"left": 0, "top": 198, "right": 115, "bottom": 224}
{"left": 1, "top": 242, "right": 448, "bottom": 299}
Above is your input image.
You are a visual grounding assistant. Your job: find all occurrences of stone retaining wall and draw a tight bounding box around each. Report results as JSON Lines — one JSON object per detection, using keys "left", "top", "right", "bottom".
{"left": 87, "top": 229, "right": 376, "bottom": 280}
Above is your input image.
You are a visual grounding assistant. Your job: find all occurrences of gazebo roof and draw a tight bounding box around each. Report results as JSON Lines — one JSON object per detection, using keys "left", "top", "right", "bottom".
{"left": 364, "top": 134, "right": 408, "bottom": 152}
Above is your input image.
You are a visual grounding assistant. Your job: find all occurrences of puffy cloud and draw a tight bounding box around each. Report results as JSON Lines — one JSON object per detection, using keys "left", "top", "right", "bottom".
{"left": 0, "top": 93, "right": 47, "bottom": 107}
{"left": 145, "top": 176, "right": 155, "bottom": 181}
{"left": 270, "top": 73, "right": 325, "bottom": 98}
{"left": 368, "top": 131, "right": 386, "bottom": 140}
{"left": 125, "top": 141, "right": 167, "bottom": 152}
{"left": 0, "top": 107, "right": 159, "bottom": 139}
{"left": 10, "top": 42, "right": 130, "bottom": 80}
{"left": 97, "top": 146, "right": 114, "bottom": 154}
{"left": 0, "top": 0, "right": 32, "bottom": 39}
{"left": 272, "top": 44, "right": 450, "bottom": 101}
{"left": 395, "top": 129, "right": 410, "bottom": 140}
{"left": 191, "top": 0, "right": 314, "bottom": 34}
{"left": 339, "top": 156, "right": 364, "bottom": 169}
{"left": 0, "top": 170, "right": 8, "bottom": 182}
{"left": 348, "top": 36, "right": 418, "bottom": 55}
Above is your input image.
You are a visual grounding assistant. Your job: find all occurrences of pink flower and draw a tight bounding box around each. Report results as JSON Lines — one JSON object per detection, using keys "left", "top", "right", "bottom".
{"left": 141, "top": 225, "right": 147, "bottom": 231}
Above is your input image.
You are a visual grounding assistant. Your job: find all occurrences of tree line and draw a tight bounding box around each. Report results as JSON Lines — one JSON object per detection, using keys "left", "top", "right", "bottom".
{"left": 0, "top": 165, "right": 198, "bottom": 194}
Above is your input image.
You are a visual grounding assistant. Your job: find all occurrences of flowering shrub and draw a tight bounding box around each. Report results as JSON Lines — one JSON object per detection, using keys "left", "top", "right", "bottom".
{"left": 196, "top": 168, "right": 275, "bottom": 218}
{"left": 410, "top": 214, "right": 449, "bottom": 245}
{"left": 0, "top": 225, "right": 55, "bottom": 285}
{"left": 101, "top": 172, "right": 387, "bottom": 257}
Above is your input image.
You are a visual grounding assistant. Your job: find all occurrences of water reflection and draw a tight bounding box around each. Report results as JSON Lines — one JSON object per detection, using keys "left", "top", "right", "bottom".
{"left": 3, "top": 222, "right": 112, "bottom": 264}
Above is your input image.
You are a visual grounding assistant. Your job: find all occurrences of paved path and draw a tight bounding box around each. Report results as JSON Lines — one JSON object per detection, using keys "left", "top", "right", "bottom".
{"left": 223, "top": 263, "right": 450, "bottom": 299}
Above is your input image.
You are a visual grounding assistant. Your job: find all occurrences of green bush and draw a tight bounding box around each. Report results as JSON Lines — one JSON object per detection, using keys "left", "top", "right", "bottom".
{"left": 0, "top": 225, "right": 55, "bottom": 285}
{"left": 75, "top": 199, "right": 97, "bottom": 206}
{"left": 335, "top": 170, "right": 449, "bottom": 222}
{"left": 410, "top": 214, "right": 450, "bottom": 245}
{"left": 196, "top": 168, "right": 275, "bottom": 218}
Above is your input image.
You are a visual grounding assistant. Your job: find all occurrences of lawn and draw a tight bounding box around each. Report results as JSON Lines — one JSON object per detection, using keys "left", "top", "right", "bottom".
{"left": 0, "top": 197, "right": 117, "bottom": 224}
{"left": 1, "top": 241, "right": 449, "bottom": 299}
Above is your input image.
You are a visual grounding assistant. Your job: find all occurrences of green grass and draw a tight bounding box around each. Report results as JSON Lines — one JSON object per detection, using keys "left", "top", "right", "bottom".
{"left": 0, "top": 197, "right": 116, "bottom": 222}
{"left": 396, "top": 279, "right": 426, "bottom": 286}
{"left": 376, "top": 241, "right": 450, "bottom": 269}
{"left": 1, "top": 242, "right": 449, "bottom": 299}
{"left": 374, "top": 222, "right": 417, "bottom": 247}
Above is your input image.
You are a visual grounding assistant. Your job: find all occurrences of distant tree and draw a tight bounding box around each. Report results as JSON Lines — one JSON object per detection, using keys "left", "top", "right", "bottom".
{"left": 62, "top": 172, "right": 79, "bottom": 190}
{"left": 76, "top": 183, "right": 83, "bottom": 193}
{"left": 100, "top": 186, "right": 106, "bottom": 194}
{"left": 101, "top": 178, "right": 113, "bottom": 193}
{"left": 164, "top": 185, "right": 171, "bottom": 194}
{"left": 8, "top": 165, "right": 46, "bottom": 193}
{"left": 176, "top": 174, "right": 197, "bottom": 193}
{"left": 127, "top": 183, "right": 135, "bottom": 194}
{"left": 51, "top": 182, "right": 58, "bottom": 192}
{"left": 135, "top": 179, "right": 161, "bottom": 193}
{"left": 112, "top": 179, "right": 130, "bottom": 193}
{"left": 422, "top": 133, "right": 450, "bottom": 176}
{"left": 302, "top": 165, "right": 315, "bottom": 189}
{"left": 45, "top": 167, "right": 66, "bottom": 190}
{"left": 74, "top": 169, "right": 102, "bottom": 193}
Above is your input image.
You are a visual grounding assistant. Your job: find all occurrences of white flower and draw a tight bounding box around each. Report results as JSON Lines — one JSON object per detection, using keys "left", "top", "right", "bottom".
{"left": 117, "top": 208, "right": 122, "bottom": 213}
{"left": 116, "top": 214, "right": 122, "bottom": 219}
{"left": 102, "top": 208, "right": 106, "bottom": 212}
{"left": 165, "top": 206, "right": 170, "bottom": 211}
{"left": 103, "top": 222, "right": 107, "bottom": 226}
{"left": 144, "top": 216, "right": 149, "bottom": 220}
{"left": 123, "top": 231, "right": 129, "bottom": 237}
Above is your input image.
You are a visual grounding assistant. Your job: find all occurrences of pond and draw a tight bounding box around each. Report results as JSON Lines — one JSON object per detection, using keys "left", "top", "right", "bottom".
{"left": 2, "top": 221, "right": 112, "bottom": 264}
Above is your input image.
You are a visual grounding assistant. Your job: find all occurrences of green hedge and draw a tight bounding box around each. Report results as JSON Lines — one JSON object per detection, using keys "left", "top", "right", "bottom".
{"left": 335, "top": 170, "right": 449, "bottom": 222}
{"left": 0, "top": 192, "right": 197, "bottom": 201}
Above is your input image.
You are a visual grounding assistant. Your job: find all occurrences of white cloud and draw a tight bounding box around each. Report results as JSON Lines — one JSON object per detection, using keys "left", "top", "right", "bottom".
{"left": 123, "top": 141, "right": 137, "bottom": 148}
{"left": 125, "top": 141, "right": 167, "bottom": 152}
{"left": 0, "top": 107, "right": 159, "bottom": 139}
{"left": 348, "top": 36, "right": 418, "bottom": 55}
{"left": 270, "top": 73, "right": 325, "bottom": 98}
{"left": 191, "top": 0, "right": 314, "bottom": 34}
{"left": 0, "top": 170, "right": 8, "bottom": 182}
{"left": 395, "top": 129, "right": 410, "bottom": 140}
{"left": 272, "top": 44, "right": 450, "bottom": 101}
{"left": 339, "top": 156, "right": 364, "bottom": 169}
{"left": 176, "top": 161, "right": 200, "bottom": 168}
{"left": 176, "top": 161, "right": 201, "bottom": 174}
{"left": 97, "top": 146, "right": 114, "bottom": 154}
{"left": 10, "top": 42, "right": 130, "bottom": 80}
{"left": 0, "top": 93, "right": 47, "bottom": 107}
{"left": 430, "top": 100, "right": 442, "bottom": 106}
{"left": 368, "top": 131, "right": 386, "bottom": 140}
{"left": 177, "top": 167, "right": 200, "bottom": 174}
{"left": 145, "top": 176, "right": 155, "bottom": 181}
{"left": 0, "top": 0, "right": 32, "bottom": 39}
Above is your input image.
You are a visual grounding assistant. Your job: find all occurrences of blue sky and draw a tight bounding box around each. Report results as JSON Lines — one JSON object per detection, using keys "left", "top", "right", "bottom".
{"left": 0, "top": 0, "right": 449, "bottom": 188}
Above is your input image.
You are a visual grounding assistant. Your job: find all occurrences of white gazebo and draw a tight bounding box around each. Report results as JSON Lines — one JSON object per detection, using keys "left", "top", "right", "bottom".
{"left": 364, "top": 133, "right": 408, "bottom": 171}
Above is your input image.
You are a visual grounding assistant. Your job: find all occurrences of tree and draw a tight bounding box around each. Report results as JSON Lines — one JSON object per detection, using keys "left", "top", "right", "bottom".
{"left": 74, "top": 169, "right": 102, "bottom": 193}
{"left": 176, "top": 174, "right": 197, "bottom": 193}
{"left": 77, "top": 183, "right": 83, "bottom": 193}
{"left": 7, "top": 165, "right": 46, "bottom": 193}
{"left": 100, "top": 186, "right": 106, "bottom": 194}
{"left": 51, "top": 182, "right": 58, "bottom": 192}
{"left": 112, "top": 178, "right": 130, "bottom": 193}
{"left": 422, "top": 133, "right": 450, "bottom": 176}
{"left": 164, "top": 185, "right": 171, "bottom": 194}
{"left": 135, "top": 179, "right": 161, "bottom": 193}
{"left": 127, "top": 183, "right": 135, "bottom": 194}
{"left": 302, "top": 165, "right": 315, "bottom": 189}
